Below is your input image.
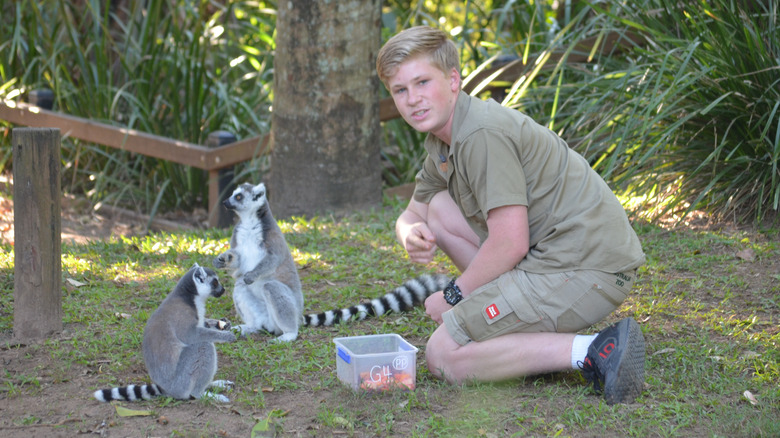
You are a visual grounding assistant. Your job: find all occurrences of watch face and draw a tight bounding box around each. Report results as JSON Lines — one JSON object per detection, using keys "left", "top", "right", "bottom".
{"left": 444, "top": 286, "right": 461, "bottom": 305}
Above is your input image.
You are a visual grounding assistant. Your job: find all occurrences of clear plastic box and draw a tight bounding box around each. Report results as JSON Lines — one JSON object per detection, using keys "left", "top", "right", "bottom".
{"left": 333, "top": 334, "right": 418, "bottom": 391}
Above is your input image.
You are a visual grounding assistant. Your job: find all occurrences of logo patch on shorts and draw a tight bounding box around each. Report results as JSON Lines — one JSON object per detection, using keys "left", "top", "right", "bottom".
{"left": 486, "top": 304, "right": 500, "bottom": 320}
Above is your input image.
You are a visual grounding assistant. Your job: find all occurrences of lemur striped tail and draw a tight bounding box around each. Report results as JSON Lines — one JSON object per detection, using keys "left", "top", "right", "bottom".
{"left": 304, "top": 274, "right": 450, "bottom": 327}
{"left": 93, "top": 384, "right": 163, "bottom": 402}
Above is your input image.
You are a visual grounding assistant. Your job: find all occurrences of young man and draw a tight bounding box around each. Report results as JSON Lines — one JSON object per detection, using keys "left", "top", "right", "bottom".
{"left": 376, "top": 26, "right": 647, "bottom": 405}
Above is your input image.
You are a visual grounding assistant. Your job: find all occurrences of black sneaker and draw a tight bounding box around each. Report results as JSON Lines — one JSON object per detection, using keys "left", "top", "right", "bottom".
{"left": 579, "top": 317, "right": 645, "bottom": 405}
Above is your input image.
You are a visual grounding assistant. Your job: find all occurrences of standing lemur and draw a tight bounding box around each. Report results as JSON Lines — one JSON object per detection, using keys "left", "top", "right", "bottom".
{"left": 94, "top": 264, "right": 236, "bottom": 402}
{"left": 213, "top": 182, "right": 304, "bottom": 342}
{"left": 213, "top": 182, "right": 450, "bottom": 339}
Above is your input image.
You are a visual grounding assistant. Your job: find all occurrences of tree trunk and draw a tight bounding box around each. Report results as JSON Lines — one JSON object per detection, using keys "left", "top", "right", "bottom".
{"left": 269, "top": 0, "right": 382, "bottom": 218}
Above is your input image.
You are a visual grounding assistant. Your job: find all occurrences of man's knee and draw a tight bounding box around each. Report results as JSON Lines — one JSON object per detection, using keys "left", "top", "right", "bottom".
{"left": 425, "top": 327, "right": 460, "bottom": 383}
{"left": 426, "top": 191, "right": 452, "bottom": 235}
{"left": 425, "top": 336, "right": 442, "bottom": 376}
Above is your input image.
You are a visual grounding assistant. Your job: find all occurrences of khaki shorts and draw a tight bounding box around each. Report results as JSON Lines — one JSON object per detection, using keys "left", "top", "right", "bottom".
{"left": 442, "top": 269, "right": 636, "bottom": 346}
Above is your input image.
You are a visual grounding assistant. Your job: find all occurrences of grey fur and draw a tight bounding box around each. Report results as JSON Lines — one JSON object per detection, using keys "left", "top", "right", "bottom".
{"left": 216, "top": 248, "right": 448, "bottom": 328}
{"left": 213, "top": 182, "right": 304, "bottom": 342}
{"left": 93, "top": 264, "right": 236, "bottom": 403}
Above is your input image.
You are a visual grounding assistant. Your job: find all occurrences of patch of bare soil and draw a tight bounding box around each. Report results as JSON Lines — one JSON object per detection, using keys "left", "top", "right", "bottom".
{"left": 1, "top": 194, "right": 208, "bottom": 247}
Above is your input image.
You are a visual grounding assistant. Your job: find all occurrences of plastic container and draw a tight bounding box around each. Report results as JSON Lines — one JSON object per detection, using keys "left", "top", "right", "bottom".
{"left": 333, "top": 334, "right": 418, "bottom": 391}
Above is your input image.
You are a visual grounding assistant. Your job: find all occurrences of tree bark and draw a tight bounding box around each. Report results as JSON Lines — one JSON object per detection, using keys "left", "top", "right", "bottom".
{"left": 269, "top": 0, "right": 383, "bottom": 218}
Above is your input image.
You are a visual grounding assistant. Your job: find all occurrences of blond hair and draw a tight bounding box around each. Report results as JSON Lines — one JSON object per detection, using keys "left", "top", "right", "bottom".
{"left": 376, "top": 26, "right": 460, "bottom": 85}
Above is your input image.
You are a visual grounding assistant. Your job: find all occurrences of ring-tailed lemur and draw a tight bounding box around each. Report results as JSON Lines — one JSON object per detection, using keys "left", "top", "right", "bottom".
{"left": 93, "top": 264, "right": 236, "bottom": 403}
{"left": 214, "top": 248, "right": 449, "bottom": 327}
{"left": 213, "top": 182, "right": 304, "bottom": 342}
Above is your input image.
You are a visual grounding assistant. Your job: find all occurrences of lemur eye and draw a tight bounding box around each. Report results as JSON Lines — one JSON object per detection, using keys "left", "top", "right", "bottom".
{"left": 236, "top": 194, "right": 243, "bottom": 201}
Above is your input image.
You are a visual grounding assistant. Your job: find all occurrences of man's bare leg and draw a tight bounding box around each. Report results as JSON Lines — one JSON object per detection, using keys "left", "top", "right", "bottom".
{"left": 425, "top": 324, "right": 575, "bottom": 383}
{"left": 426, "top": 191, "right": 479, "bottom": 272}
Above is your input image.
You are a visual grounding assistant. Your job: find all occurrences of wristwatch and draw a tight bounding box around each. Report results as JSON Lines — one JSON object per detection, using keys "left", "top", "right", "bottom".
{"left": 443, "top": 278, "right": 463, "bottom": 306}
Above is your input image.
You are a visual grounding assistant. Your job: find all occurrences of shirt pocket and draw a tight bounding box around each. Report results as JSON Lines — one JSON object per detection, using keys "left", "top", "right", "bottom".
{"left": 453, "top": 186, "right": 487, "bottom": 236}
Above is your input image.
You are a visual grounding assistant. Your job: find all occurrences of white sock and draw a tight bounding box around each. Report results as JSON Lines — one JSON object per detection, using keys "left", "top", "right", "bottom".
{"left": 571, "top": 334, "right": 598, "bottom": 369}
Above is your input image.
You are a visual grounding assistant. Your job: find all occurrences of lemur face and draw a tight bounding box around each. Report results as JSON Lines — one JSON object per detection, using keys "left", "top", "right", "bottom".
{"left": 223, "top": 182, "right": 267, "bottom": 212}
{"left": 193, "top": 265, "right": 226, "bottom": 298}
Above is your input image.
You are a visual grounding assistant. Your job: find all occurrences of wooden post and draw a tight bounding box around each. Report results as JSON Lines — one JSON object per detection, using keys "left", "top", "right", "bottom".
{"left": 27, "top": 89, "right": 55, "bottom": 110}
{"left": 207, "top": 131, "right": 237, "bottom": 228}
{"left": 13, "top": 128, "right": 62, "bottom": 340}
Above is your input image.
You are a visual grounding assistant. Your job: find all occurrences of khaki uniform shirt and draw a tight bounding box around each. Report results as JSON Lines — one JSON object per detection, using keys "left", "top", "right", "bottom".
{"left": 413, "top": 91, "right": 645, "bottom": 274}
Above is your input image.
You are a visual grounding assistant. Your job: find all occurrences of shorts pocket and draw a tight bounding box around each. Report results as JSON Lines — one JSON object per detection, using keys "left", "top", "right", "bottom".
{"left": 556, "top": 280, "right": 628, "bottom": 333}
{"left": 492, "top": 272, "right": 543, "bottom": 325}
{"left": 479, "top": 292, "right": 514, "bottom": 326}
{"left": 454, "top": 271, "right": 547, "bottom": 343}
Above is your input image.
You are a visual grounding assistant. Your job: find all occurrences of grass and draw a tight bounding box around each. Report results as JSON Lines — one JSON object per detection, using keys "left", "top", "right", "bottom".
{"left": 0, "top": 197, "right": 778, "bottom": 436}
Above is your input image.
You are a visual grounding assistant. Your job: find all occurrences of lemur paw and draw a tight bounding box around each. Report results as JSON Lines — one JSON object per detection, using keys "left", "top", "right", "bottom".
{"left": 203, "top": 391, "right": 230, "bottom": 403}
{"left": 272, "top": 332, "right": 298, "bottom": 343}
{"left": 204, "top": 318, "right": 232, "bottom": 330}
{"left": 211, "top": 380, "right": 234, "bottom": 390}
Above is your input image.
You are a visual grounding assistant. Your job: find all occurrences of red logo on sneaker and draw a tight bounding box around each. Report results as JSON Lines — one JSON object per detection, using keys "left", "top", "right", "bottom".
{"left": 486, "top": 304, "right": 500, "bottom": 319}
{"left": 599, "top": 342, "right": 615, "bottom": 359}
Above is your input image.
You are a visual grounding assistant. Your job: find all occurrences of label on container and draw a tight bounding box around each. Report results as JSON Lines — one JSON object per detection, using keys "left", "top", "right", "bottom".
{"left": 392, "top": 355, "right": 409, "bottom": 370}
{"left": 337, "top": 346, "right": 351, "bottom": 364}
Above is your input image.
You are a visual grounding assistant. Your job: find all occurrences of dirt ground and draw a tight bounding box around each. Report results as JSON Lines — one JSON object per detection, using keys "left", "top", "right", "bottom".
{"left": 1, "top": 187, "right": 778, "bottom": 437}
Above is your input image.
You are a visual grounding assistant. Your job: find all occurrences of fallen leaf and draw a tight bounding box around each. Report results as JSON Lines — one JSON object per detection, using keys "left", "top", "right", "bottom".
{"left": 66, "top": 278, "right": 87, "bottom": 287}
{"left": 736, "top": 248, "right": 756, "bottom": 262}
{"left": 332, "top": 416, "right": 351, "bottom": 428}
{"left": 740, "top": 351, "right": 761, "bottom": 360}
{"left": 743, "top": 390, "right": 758, "bottom": 405}
{"left": 652, "top": 348, "right": 676, "bottom": 356}
{"left": 114, "top": 405, "right": 152, "bottom": 417}
{"left": 251, "top": 412, "right": 277, "bottom": 438}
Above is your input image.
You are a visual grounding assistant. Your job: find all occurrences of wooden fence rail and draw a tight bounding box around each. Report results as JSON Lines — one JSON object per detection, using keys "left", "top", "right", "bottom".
{"left": 0, "top": 99, "right": 270, "bottom": 227}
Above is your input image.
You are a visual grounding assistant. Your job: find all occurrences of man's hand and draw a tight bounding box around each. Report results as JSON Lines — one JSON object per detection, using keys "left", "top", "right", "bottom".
{"left": 424, "top": 291, "right": 450, "bottom": 324}
{"left": 402, "top": 223, "right": 438, "bottom": 264}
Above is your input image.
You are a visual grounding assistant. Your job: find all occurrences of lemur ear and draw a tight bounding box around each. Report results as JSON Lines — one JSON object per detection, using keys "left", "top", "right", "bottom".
{"left": 193, "top": 265, "right": 206, "bottom": 282}
{"left": 252, "top": 182, "right": 266, "bottom": 200}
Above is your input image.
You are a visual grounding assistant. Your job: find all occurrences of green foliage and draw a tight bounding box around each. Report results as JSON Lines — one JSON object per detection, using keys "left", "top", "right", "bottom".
{"left": 523, "top": 0, "right": 779, "bottom": 223}
{"left": 0, "top": 0, "right": 275, "bottom": 211}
